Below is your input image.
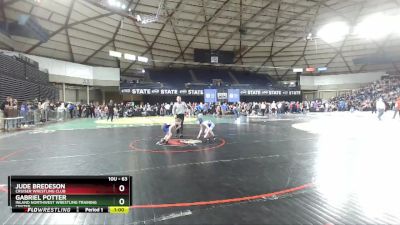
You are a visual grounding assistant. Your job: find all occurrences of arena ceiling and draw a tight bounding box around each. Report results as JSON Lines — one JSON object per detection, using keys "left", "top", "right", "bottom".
{"left": 1, "top": 0, "right": 400, "bottom": 80}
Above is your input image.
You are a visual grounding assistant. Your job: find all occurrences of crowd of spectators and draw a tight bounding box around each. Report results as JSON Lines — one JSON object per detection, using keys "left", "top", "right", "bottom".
{"left": 0, "top": 96, "right": 313, "bottom": 129}
{"left": 2, "top": 75, "right": 399, "bottom": 131}
{"left": 319, "top": 76, "right": 400, "bottom": 112}
{"left": 91, "top": 101, "right": 310, "bottom": 119}
{"left": 0, "top": 96, "right": 18, "bottom": 118}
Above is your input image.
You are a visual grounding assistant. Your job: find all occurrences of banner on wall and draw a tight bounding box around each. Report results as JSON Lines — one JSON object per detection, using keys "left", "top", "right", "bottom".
{"left": 239, "top": 89, "right": 301, "bottom": 96}
{"left": 217, "top": 92, "right": 228, "bottom": 100}
{"left": 204, "top": 89, "right": 217, "bottom": 103}
{"left": 120, "top": 87, "right": 301, "bottom": 97}
{"left": 120, "top": 88, "right": 204, "bottom": 96}
{"left": 227, "top": 89, "right": 240, "bottom": 102}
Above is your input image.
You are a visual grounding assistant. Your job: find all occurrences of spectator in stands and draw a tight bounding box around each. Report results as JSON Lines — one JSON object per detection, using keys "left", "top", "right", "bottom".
{"left": 11, "top": 98, "right": 17, "bottom": 115}
{"left": 186, "top": 102, "right": 193, "bottom": 117}
{"left": 77, "top": 104, "right": 83, "bottom": 118}
{"left": 113, "top": 105, "right": 118, "bottom": 119}
{"left": 260, "top": 102, "right": 266, "bottom": 116}
{"left": 327, "top": 76, "right": 400, "bottom": 112}
{"left": 165, "top": 102, "right": 171, "bottom": 116}
{"left": 203, "top": 103, "right": 209, "bottom": 115}
{"left": 215, "top": 104, "right": 222, "bottom": 117}
{"left": 41, "top": 100, "right": 49, "bottom": 122}
{"left": 271, "top": 101, "right": 277, "bottom": 114}
{"left": 160, "top": 103, "right": 166, "bottom": 116}
{"left": 20, "top": 102, "right": 28, "bottom": 123}
{"left": 57, "top": 102, "right": 65, "bottom": 121}
{"left": 67, "top": 103, "right": 75, "bottom": 119}
{"left": 233, "top": 104, "right": 239, "bottom": 119}
{"left": 107, "top": 100, "right": 115, "bottom": 122}
{"left": 0, "top": 97, "right": 7, "bottom": 112}
{"left": 3, "top": 97, "right": 18, "bottom": 128}
{"left": 2, "top": 96, "right": 11, "bottom": 118}
{"left": 0, "top": 97, "right": 8, "bottom": 130}
{"left": 253, "top": 102, "right": 259, "bottom": 115}
{"left": 99, "top": 105, "right": 106, "bottom": 119}
{"left": 376, "top": 98, "right": 386, "bottom": 120}
{"left": 393, "top": 97, "right": 400, "bottom": 119}
{"left": 7, "top": 97, "right": 18, "bottom": 118}
{"left": 371, "top": 101, "right": 376, "bottom": 114}
{"left": 195, "top": 102, "right": 203, "bottom": 115}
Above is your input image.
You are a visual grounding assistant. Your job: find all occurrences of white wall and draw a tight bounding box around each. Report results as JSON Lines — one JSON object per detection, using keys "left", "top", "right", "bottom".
{"left": 93, "top": 67, "right": 119, "bottom": 80}
{"left": 65, "top": 89, "right": 76, "bottom": 103}
{"left": 28, "top": 55, "right": 93, "bottom": 79}
{"left": 0, "top": 49, "right": 120, "bottom": 86}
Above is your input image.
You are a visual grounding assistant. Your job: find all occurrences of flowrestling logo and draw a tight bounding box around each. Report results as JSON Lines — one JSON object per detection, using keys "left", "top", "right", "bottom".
{"left": 158, "top": 139, "right": 202, "bottom": 146}
{"left": 179, "top": 139, "right": 203, "bottom": 145}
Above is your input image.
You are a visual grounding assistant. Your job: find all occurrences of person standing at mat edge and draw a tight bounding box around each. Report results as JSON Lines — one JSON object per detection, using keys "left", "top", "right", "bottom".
{"left": 173, "top": 96, "right": 187, "bottom": 138}
{"left": 376, "top": 98, "right": 385, "bottom": 120}
{"left": 107, "top": 100, "right": 115, "bottom": 122}
{"left": 392, "top": 97, "right": 400, "bottom": 119}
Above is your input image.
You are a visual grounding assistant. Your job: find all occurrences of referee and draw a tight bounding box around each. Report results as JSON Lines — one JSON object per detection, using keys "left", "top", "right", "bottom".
{"left": 172, "top": 96, "right": 187, "bottom": 138}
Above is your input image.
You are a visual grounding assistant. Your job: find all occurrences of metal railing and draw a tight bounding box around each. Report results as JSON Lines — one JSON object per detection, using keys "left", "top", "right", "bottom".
{"left": 1, "top": 109, "right": 78, "bottom": 131}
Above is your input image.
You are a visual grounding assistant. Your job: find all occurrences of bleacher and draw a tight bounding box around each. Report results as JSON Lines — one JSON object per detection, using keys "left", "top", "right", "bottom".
{"left": 0, "top": 53, "right": 57, "bottom": 102}
{"left": 120, "top": 81, "right": 163, "bottom": 89}
{"left": 0, "top": 74, "right": 39, "bottom": 102}
{"left": 132, "top": 68, "right": 276, "bottom": 89}
{"left": 149, "top": 69, "right": 193, "bottom": 88}
{"left": 232, "top": 71, "right": 273, "bottom": 86}
{"left": 0, "top": 54, "right": 25, "bottom": 80}
{"left": 192, "top": 69, "right": 233, "bottom": 84}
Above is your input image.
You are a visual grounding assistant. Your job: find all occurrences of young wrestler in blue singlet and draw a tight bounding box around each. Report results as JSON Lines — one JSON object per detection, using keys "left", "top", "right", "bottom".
{"left": 196, "top": 115, "right": 216, "bottom": 142}
{"left": 157, "top": 118, "right": 182, "bottom": 145}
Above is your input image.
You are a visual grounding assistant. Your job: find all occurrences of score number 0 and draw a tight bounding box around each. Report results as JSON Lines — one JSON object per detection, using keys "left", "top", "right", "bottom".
{"left": 108, "top": 177, "right": 129, "bottom": 205}
{"left": 118, "top": 184, "right": 125, "bottom": 205}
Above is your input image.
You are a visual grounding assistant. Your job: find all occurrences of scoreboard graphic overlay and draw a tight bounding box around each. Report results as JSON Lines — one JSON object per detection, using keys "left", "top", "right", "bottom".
{"left": 8, "top": 176, "right": 132, "bottom": 213}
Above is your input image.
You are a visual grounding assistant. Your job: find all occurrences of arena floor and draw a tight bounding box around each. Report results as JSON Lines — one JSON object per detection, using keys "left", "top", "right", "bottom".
{"left": 1, "top": 112, "right": 400, "bottom": 224}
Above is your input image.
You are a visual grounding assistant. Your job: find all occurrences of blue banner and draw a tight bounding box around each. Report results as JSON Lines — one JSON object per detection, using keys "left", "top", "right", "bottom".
{"left": 204, "top": 89, "right": 217, "bottom": 103}
{"left": 228, "top": 89, "right": 240, "bottom": 102}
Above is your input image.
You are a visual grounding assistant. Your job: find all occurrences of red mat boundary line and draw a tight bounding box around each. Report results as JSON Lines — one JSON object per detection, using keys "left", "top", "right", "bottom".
{"left": 0, "top": 150, "right": 24, "bottom": 161}
{"left": 0, "top": 184, "right": 314, "bottom": 207}
{"left": 0, "top": 185, "right": 7, "bottom": 193}
{"left": 130, "top": 183, "right": 314, "bottom": 208}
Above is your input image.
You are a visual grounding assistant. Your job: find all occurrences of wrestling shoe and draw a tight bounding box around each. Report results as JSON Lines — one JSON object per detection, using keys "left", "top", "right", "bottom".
{"left": 156, "top": 139, "right": 167, "bottom": 145}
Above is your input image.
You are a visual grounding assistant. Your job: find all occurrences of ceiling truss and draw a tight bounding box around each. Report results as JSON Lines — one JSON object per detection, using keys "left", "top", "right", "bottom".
{"left": 0, "top": 0, "right": 398, "bottom": 79}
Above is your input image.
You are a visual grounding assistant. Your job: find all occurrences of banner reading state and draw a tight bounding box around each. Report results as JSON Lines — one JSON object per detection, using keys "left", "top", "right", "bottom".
{"left": 120, "top": 88, "right": 301, "bottom": 96}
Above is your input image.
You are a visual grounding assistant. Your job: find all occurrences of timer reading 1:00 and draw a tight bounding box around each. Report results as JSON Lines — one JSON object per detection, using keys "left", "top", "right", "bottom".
{"left": 109, "top": 206, "right": 130, "bottom": 214}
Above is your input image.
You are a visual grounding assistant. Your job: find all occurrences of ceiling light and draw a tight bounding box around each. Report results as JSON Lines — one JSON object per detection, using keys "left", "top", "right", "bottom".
{"left": 108, "top": 0, "right": 118, "bottom": 7}
{"left": 138, "top": 56, "right": 148, "bottom": 63}
{"left": 141, "top": 69, "right": 145, "bottom": 73}
{"left": 124, "top": 53, "right": 136, "bottom": 61}
{"left": 121, "top": 4, "right": 126, "bottom": 9}
{"left": 293, "top": 68, "right": 303, "bottom": 73}
{"left": 109, "top": 50, "right": 122, "bottom": 58}
{"left": 355, "top": 13, "right": 394, "bottom": 39}
{"left": 317, "top": 21, "right": 349, "bottom": 43}
{"left": 306, "top": 33, "right": 313, "bottom": 40}
{"left": 318, "top": 67, "right": 328, "bottom": 72}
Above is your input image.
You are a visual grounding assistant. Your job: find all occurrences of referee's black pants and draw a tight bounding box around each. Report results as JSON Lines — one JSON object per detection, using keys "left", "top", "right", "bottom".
{"left": 176, "top": 114, "right": 184, "bottom": 135}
